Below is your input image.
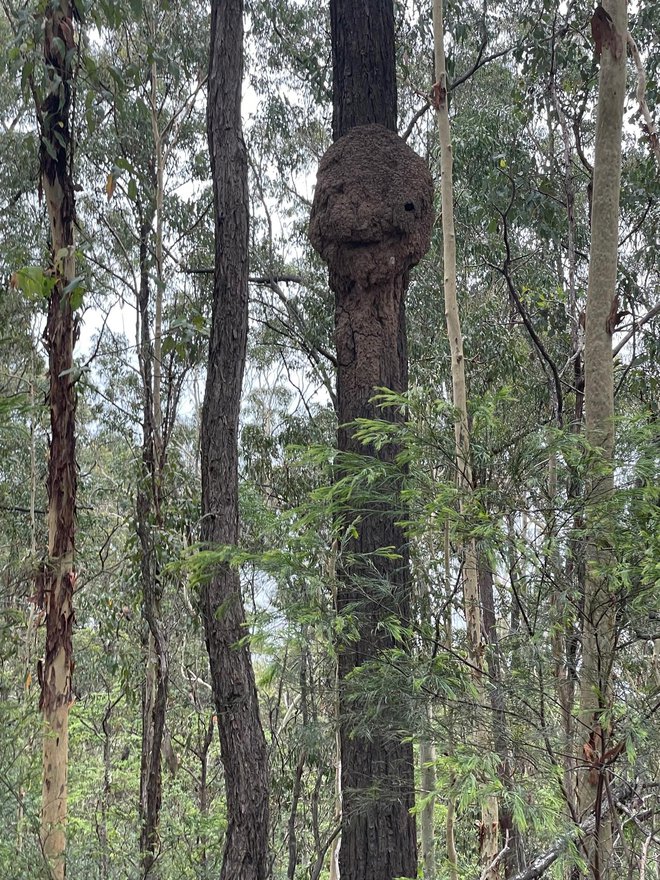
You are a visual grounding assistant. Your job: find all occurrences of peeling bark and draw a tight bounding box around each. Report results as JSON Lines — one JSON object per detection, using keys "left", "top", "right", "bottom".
{"left": 37, "top": 3, "right": 78, "bottom": 878}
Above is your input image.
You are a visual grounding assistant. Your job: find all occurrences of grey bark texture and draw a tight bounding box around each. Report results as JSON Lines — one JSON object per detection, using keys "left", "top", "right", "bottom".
{"left": 201, "top": 2, "right": 269, "bottom": 878}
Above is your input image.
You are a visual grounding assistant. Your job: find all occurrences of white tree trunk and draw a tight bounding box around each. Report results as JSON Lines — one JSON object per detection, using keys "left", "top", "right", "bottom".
{"left": 432, "top": 0, "right": 499, "bottom": 874}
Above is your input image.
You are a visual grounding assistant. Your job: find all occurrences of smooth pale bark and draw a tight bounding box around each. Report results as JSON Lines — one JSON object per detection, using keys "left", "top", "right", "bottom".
{"left": 201, "top": 2, "right": 269, "bottom": 878}
{"left": 444, "top": 522, "right": 459, "bottom": 880}
{"left": 432, "top": 0, "right": 499, "bottom": 874}
{"left": 578, "top": 2, "right": 627, "bottom": 878}
{"left": 38, "top": 4, "right": 78, "bottom": 878}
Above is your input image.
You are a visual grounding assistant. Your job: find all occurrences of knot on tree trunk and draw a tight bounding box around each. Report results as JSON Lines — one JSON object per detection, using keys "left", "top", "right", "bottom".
{"left": 309, "top": 124, "right": 434, "bottom": 287}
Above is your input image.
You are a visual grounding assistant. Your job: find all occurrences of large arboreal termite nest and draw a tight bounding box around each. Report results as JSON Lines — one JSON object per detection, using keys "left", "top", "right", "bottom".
{"left": 309, "top": 124, "right": 434, "bottom": 288}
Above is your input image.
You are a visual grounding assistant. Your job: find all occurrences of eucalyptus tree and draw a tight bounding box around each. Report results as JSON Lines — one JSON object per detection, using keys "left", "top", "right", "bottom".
{"left": 431, "top": 0, "right": 504, "bottom": 875}
{"left": 19, "top": 2, "right": 81, "bottom": 877}
{"left": 578, "top": 2, "right": 627, "bottom": 877}
{"left": 73, "top": 2, "right": 210, "bottom": 871}
{"left": 201, "top": 1, "right": 270, "bottom": 877}
{"left": 1, "top": 3, "right": 80, "bottom": 872}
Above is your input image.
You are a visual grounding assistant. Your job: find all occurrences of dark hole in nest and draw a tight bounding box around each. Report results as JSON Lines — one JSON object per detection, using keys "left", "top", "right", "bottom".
{"left": 404, "top": 202, "right": 415, "bottom": 211}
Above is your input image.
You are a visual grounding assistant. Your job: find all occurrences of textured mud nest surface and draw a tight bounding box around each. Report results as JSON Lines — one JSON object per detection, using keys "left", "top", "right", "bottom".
{"left": 309, "top": 124, "right": 434, "bottom": 286}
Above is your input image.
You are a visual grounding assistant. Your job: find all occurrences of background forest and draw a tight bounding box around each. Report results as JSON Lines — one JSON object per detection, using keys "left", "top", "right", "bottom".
{"left": 0, "top": 1, "right": 658, "bottom": 879}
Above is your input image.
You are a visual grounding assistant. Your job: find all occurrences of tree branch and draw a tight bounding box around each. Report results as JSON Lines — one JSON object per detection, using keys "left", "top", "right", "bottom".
{"left": 489, "top": 180, "right": 564, "bottom": 425}
{"left": 627, "top": 31, "right": 660, "bottom": 166}
{"left": 506, "top": 783, "right": 639, "bottom": 880}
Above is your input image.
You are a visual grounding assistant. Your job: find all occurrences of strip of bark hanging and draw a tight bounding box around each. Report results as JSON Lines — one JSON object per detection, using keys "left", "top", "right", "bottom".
{"left": 627, "top": 31, "right": 660, "bottom": 166}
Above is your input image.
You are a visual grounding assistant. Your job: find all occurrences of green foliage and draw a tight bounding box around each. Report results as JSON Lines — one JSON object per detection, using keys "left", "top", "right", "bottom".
{"left": 0, "top": 0, "right": 659, "bottom": 877}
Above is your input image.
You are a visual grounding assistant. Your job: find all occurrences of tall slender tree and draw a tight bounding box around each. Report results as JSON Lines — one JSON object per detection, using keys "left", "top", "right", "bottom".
{"left": 432, "top": 1, "right": 500, "bottom": 875}
{"left": 201, "top": 1, "right": 269, "bottom": 878}
{"left": 36, "top": 2, "right": 78, "bottom": 878}
{"left": 578, "top": 2, "right": 627, "bottom": 877}
{"left": 136, "top": 196, "right": 167, "bottom": 879}
{"left": 310, "top": 2, "right": 433, "bottom": 877}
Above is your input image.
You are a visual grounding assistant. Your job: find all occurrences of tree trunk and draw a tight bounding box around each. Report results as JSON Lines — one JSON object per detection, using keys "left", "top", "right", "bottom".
{"left": 479, "top": 557, "right": 523, "bottom": 877}
{"left": 99, "top": 697, "right": 114, "bottom": 880}
{"left": 310, "top": 5, "right": 433, "bottom": 878}
{"left": 549, "top": 53, "right": 582, "bottom": 835}
{"left": 329, "top": 0, "right": 397, "bottom": 140}
{"left": 201, "top": 2, "right": 269, "bottom": 878}
{"left": 37, "top": 4, "right": 78, "bottom": 878}
{"left": 136, "top": 212, "right": 168, "bottom": 880}
{"left": 419, "top": 731, "right": 437, "bottom": 880}
{"left": 432, "top": 0, "right": 499, "bottom": 873}
{"left": 578, "top": 2, "right": 627, "bottom": 877}
{"left": 198, "top": 714, "right": 214, "bottom": 877}
{"left": 417, "top": 528, "right": 439, "bottom": 880}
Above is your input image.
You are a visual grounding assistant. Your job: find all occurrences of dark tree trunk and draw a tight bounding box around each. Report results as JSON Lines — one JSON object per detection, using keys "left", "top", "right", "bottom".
{"left": 201, "top": 3, "right": 269, "bottom": 879}
{"left": 478, "top": 558, "right": 524, "bottom": 877}
{"left": 198, "top": 714, "right": 215, "bottom": 876}
{"left": 330, "top": 0, "right": 397, "bottom": 140}
{"left": 332, "top": 244, "right": 417, "bottom": 880}
{"left": 37, "top": 4, "right": 78, "bottom": 878}
{"left": 311, "top": 4, "right": 433, "bottom": 878}
{"left": 136, "top": 215, "right": 168, "bottom": 880}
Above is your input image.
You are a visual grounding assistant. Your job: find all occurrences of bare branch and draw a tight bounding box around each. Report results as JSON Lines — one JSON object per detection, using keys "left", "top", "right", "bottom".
{"left": 401, "top": 100, "right": 431, "bottom": 141}
{"left": 613, "top": 301, "right": 660, "bottom": 357}
{"left": 506, "top": 783, "right": 639, "bottom": 880}
{"left": 627, "top": 32, "right": 660, "bottom": 166}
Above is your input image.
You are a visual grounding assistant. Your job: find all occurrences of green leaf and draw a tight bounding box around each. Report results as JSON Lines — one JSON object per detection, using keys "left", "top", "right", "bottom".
{"left": 11, "top": 266, "right": 56, "bottom": 300}
{"left": 114, "top": 157, "right": 135, "bottom": 174}
{"left": 63, "top": 276, "right": 85, "bottom": 309}
{"left": 52, "top": 36, "right": 66, "bottom": 60}
{"left": 41, "top": 135, "right": 57, "bottom": 160}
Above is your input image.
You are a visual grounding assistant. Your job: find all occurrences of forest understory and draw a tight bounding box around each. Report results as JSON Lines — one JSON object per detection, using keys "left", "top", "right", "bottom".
{"left": 0, "top": 1, "right": 658, "bottom": 879}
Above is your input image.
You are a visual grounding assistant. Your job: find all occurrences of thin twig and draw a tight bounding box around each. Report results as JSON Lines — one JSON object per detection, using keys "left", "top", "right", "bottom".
{"left": 612, "top": 301, "right": 660, "bottom": 357}
{"left": 489, "top": 179, "right": 564, "bottom": 425}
